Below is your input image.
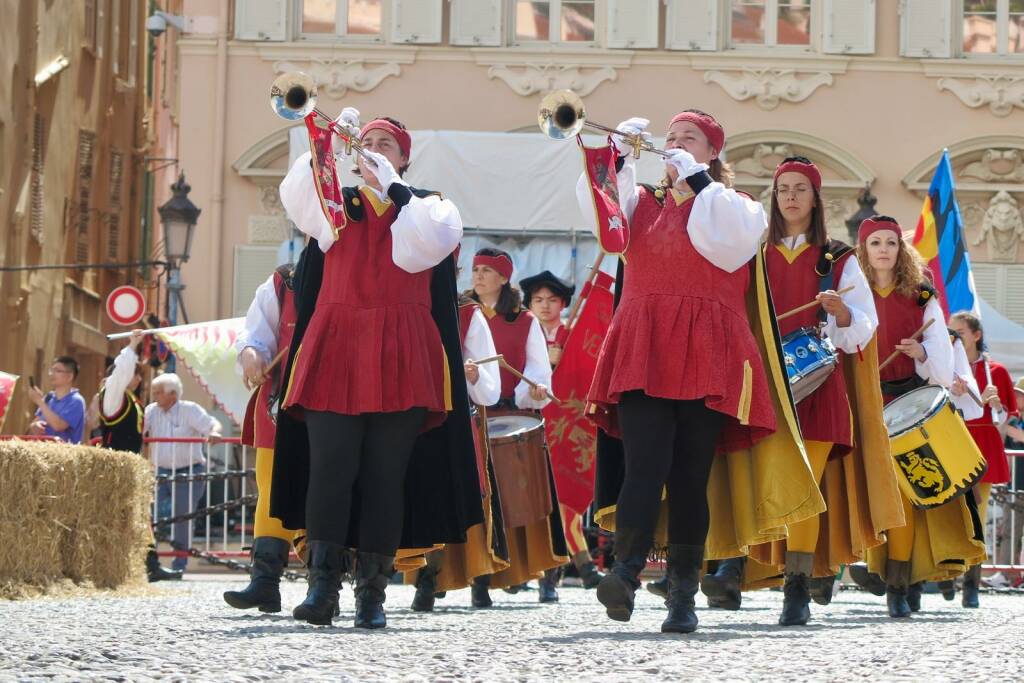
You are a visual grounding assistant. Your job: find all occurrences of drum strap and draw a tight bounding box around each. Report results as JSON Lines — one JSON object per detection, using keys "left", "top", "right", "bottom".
{"left": 815, "top": 240, "right": 854, "bottom": 323}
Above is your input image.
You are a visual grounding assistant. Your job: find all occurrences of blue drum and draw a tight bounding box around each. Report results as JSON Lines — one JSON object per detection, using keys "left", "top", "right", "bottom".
{"left": 781, "top": 327, "right": 838, "bottom": 404}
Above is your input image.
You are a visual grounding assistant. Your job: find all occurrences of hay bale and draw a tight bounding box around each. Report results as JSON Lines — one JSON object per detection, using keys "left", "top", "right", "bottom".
{"left": 0, "top": 440, "right": 152, "bottom": 598}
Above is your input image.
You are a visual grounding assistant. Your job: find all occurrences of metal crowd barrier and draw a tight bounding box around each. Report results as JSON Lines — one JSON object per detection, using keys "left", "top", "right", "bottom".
{"left": 984, "top": 449, "right": 1024, "bottom": 584}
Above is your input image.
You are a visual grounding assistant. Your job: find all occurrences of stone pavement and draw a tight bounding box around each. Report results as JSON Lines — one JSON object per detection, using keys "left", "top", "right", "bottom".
{"left": 1, "top": 577, "right": 1022, "bottom": 681}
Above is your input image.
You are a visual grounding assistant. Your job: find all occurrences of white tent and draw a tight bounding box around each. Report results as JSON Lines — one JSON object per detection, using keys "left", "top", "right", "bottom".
{"left": 979, "top": 297, "right": 1024, "bottom": 380}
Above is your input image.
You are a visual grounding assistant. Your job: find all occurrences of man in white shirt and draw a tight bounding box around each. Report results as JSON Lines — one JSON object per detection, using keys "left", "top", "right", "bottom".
{"left": 144, "top": 373, "right": 223, "bottom": 572}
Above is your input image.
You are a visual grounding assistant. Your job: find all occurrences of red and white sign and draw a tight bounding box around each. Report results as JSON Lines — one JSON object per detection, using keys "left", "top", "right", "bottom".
{"left": 106, "top": 286, "right": 146, "bottom": 326}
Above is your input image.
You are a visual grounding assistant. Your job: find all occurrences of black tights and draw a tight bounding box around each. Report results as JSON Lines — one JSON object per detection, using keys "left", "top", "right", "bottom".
{"left": 305, "top": 408, "right": 426, "bottom": 554}
{"left": 615, "top": 392, "right": 724, "bottom": 556}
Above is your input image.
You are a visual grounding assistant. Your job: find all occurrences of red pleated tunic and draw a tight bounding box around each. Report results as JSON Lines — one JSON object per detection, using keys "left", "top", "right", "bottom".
{"left": 765, "top": 243, "right": 853, "bottom": 456}
{"left": 872, "top": 286, "right": 925, "bottom": 405}
{"left": 284, "top": 188, "right": 448, "bottom": 423}
{"left": 249, "top": 270, "right": 299, "bottom": 449}
{"left": 587, "top": 187, "right": 776, "bottom": 453}
{"left": 484, "top": 309, "right": 534, "bottom": 402}
{"left": 967, "top": 358, "right": 1017, "bottom": 484}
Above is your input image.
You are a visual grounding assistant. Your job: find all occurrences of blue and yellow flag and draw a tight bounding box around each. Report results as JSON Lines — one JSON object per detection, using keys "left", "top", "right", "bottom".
{"left": 912, "top": 149, "right": 978, "bottom": 317}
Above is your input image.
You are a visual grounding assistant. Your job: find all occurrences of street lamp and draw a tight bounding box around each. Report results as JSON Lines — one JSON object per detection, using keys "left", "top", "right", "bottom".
{"left": 845, "top": 184, "right": 879, "bottom": 245}
{"left": 157, "top": 173, "right": 201, "bottom": 371}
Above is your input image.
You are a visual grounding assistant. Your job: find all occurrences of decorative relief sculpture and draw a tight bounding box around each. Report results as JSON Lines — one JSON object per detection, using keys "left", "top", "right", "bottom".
{"left": 702, "top": 68, "right": 833, "bottom": 110}
{"left": 486, "top": 64, "right": 617, "bottom": 97}
{"left": 961, "top": 149, "right": 1024, "bottom": 182}
{"left": 735, "top": 144, "right": 795, "bottom": 178}
{"left": 972, "top": 190, "right": 1024, "bottom": 262}
{"left": 271, "top": 59, "right": 401, "bottom": 97}
{"left": 936, "top": 75, "right": 1024, "bottom": 117}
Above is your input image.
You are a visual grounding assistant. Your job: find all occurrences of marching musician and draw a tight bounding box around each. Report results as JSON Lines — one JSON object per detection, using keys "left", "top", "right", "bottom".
{"left": 521, "top": 270, "right": 605, "bottom": 591}
{"left": 576, "top": 111, "right": 820, "bottom": 634}
{"left": 273, "top": 110, "right": 483, "bottom": 629}
{"left": 464, "top": 249, "right": 569, "bottom": 606}
{"left": 855, "top": 216, "right": 986, "bottom": 618}
{"left": 739, "top": 157, "right": 900, "bottom": 627}
{"left": 948, "top": 311, "right": 1020, "bottom": 608}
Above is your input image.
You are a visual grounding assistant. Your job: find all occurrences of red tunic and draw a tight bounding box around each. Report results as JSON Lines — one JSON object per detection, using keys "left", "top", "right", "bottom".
{"left": 765, "top": 243, "right": 853, "bottom": 456}
{"left": 587, "top": 187, "right": 775, "bottom": 453}
{"left": 872, "top": 286, "right": 925, "bottom": 403}
{"left": 967, "top": 358, "right": 1017, "bottom": 484}
{"left": 542, "top": 323, "right": 569, "bottom": 348}
{"left": 284, "top": 188, "right": 448, "bottom": 421}
{"left": 458, "top": 300, "right": 477, "bottom": 347}
{"left": 484, "top": 308, "right": 534, "bottom": 401}
{"left": 249, "top": 270, "right": 299, "bottom": 449}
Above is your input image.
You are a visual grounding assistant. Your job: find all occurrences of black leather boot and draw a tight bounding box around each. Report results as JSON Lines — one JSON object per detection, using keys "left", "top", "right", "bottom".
{"left": 539, "top": 568, "right": 560, "bottom": 603}
{"left": 574, "top": 551, "right": 604, "bottom": 590}
{"left": 779, "top": 552, "right": 813, "bottom": 626}
{"left": 962, "top": 565, "right": 981, "bottom": 608}
{"left": 701, "top": 556, "right": 744, "bottom": 610}
{"left": 145, "top": 548, "right": 183, "bottom": 582}
{"left": 808, "top": 574, "right": 836, "bottom": 606}
{"left": 906, "top": 582, "right": 923, "bottom": 612}
{"left": 354, "top": 552, "right": 394, "bottom": 629}
{"left": 471, "top": 575, "right": 493, "bottom": 608}
{"left": 645, "top": 575, "right": 668, "bottom": 599}
{"left": 596, "top": 529, "right": 648, "bottom": 622}
{"left": 938, "top": 579, "right": 956, "bottom": 601}
{"left": 661, "top": 544, "right": 703, "bottom": 634}
{"left": 885, "top": 559, "right": 912, "bottom": 619}
{"left": 223, "top": 537, "right": 291, "bottom": 613}
{"left": 292, "top": 541, "right": 346, "bottom": 626}
{"left": 848, "top": 563, "right": 887, "bottom": 596}
{"left": 411, "top": 564, "right": 439, "bottom": 612}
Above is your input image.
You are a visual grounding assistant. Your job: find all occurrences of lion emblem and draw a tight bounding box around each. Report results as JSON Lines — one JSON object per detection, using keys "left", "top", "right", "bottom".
{"left": 894, "top": 446, "right": 950, "bottom": 498}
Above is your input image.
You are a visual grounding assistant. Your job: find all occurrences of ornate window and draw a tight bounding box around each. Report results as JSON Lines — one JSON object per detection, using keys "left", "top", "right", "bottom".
{"left": 730, "top": 0, "right": 813, "bottom": 48}
{"left": 513, "top": 0, "right": 597, "bottom": 44}
{"left": 962, "top": 0, "right": 1024, "bottom": 55}
{"left": 299, "top": 0, "right": 384, "bottom": 41}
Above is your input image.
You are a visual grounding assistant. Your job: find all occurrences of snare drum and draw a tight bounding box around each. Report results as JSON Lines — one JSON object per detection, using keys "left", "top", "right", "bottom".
{"left": 487, "top": 411, "right": 554, "bottom": 528}
{"left": 781, "top": 327, "right": 838, "bottom": 404}
{"left": 883, "top": 385, "right": 988, "bottom": 508}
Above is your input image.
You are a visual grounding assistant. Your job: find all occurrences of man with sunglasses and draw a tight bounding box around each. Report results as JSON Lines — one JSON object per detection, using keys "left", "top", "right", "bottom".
{"left": 27, "top": 356, "right": 86, "bottom": 444}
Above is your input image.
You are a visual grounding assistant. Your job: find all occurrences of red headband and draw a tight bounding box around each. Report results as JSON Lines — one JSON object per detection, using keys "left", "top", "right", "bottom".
{"left": 360, "top": 119, "right": 412, "bottom": 158}
{"left": 473, "top": 253, "right": 514, "bottom": 281}
{"left": 669, "top": 111, "right": 725, "bottom": 154}
{"left": 774, "top": 160, "right": 822, "bottom": 192}
{"left": 858, "top": 217, "right": 902, "bottom": 244}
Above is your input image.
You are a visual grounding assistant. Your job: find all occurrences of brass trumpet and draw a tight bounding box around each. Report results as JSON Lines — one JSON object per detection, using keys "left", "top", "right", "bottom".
{"left": 270, "top": 71, "right": 373, "bottom": 163}
{"left": 537, "top": 90, "right": 671, "bottom": 159}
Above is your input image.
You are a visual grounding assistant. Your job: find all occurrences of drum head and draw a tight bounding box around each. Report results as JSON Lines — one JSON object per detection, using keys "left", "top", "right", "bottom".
{"left": 487, "top": 415, "right": 542, "bottom": 439}
{"left": 883, "top": 385, "right": 947, "bottom": 437}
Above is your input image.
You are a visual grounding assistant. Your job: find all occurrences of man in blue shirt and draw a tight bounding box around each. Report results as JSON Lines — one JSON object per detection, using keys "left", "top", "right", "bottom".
{"left": 28, "top": 356, "right": 86, "bottom": 444}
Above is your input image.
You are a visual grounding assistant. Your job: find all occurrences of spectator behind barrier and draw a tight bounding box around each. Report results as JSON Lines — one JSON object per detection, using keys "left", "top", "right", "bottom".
{"left": 27, "top": 356, "right": 86, "bottom": 444}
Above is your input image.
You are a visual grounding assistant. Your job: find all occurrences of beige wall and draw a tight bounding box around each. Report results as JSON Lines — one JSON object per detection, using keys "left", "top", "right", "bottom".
{"left": 167, "top": 0, "right": 1024, "bottom": 329}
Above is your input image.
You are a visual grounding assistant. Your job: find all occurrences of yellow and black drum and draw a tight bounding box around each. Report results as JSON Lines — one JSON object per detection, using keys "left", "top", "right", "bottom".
{"left": 883, "top": 385, "right": 987, "bottom": 508}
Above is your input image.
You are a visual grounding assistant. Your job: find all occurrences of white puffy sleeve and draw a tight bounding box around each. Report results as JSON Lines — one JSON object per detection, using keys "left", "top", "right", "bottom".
{"left": 576, "top": 155, "right": 640, "bottom": 237}
{"left": 236, "top": 274, "right": 280, "bottom": 366}
{"left": 514, "top": 317, "right": 554, "bottom": 410}
{"left": 280, "top": 152, "right": 336, "bottom": 251}
{"left": 823, "top": 257, "right": 878, "bottom": 354}
{"left": 917, "top": 298, "right": 954, "bottom": 388}
{"left": 950, "top": 340, "right": 984, "bottom": 420}
{"left": 390, "top": 194, "right": 463, "bottom": 273}
{"left": 687, "top": 183, "right": 768, "bottom": 273}
{"left": 101, "top": 345, "right": 139, "bottom": 418}
{"left": 463, "top": 309, "right": 501, "bottom": 407}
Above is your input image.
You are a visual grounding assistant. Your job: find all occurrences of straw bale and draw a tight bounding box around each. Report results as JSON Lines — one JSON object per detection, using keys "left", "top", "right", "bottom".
{"left": 0, "top": 440, "right": 153, "bottom": 598}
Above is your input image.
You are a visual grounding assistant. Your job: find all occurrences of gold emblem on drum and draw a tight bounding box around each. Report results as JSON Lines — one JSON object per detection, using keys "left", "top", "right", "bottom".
{"left": 894, "top": 444, "right": 951, "bottom": 498}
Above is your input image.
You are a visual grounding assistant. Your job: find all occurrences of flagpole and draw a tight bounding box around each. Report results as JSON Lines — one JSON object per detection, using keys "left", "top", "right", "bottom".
{"left": 564, "top": 252, "right": 606, "bottom": 332}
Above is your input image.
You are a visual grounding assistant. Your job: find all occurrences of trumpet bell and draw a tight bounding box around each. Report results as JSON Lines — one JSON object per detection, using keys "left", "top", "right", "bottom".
{"left": 270, "top": 71, "right": 317, "bottom": 121}
{"left": 538, "top": 89, "right": 585, "bottom": 140}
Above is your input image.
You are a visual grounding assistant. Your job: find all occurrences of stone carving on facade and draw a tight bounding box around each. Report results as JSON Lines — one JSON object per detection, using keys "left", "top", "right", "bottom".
{"left": 271, "top": 59, "right": 401, "bottom": 98}
{"left": 757, "top": 185, "right": 773, "bottom": 215}
{"left": 936, "top": 75, "right": 1024, "bottom": 117}
{"left": 961, "top": 201, "right": 988, "bottom": 236}
{"left": 824, "top": 197, "right": 854, "bottom": 240}
{"left": 259, "top": 185, "right": 284, "bottom": 216}
{"left": 486, "top": 64, "right": 616, "bottom": 97}
{"left": 735, "top": 144, "right": 794, "bottom": 178}
{"left": 702, "top": 68, "right": 833, "bottom": 110}
{"left": 971, "top": 191, "right": 1024, "bottom": 262}
{"left": 961, "top": 149, "right": 1024, "bottom": 182}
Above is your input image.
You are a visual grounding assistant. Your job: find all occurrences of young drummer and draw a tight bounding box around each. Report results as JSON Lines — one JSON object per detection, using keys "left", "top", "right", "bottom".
{"left": 521, "top": 270, "right": 605, "bottom": 590}
{"left": 948, "top": 311, "right": 1019, "bottom": 607}
{"left": 857, "top": 216, "right": 986, "bottom": 618}
{"left": 465, "top": 249, "right": 569, "bottom": 606}
{"left": 577, "top": 111, "right": 821, "bottom": 634}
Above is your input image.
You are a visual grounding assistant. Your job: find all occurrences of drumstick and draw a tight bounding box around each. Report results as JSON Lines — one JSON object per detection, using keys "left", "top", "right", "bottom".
{"left": 878, "top": 319, "right": 935, "bottom": 372}
{"left": 469, "top": 354, "right": 562, "bottom": 405}
{"left": 776, "top": 286, "right": 855, "bottom": 322}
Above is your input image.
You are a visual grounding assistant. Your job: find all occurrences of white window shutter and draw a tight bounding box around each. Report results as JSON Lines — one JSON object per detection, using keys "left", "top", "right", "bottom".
{"left": 665, "top": 0, "right": 718, "bottom": 51}
{"left": 899, "top": 0, "right": 952, "bottom": 58}
{"left": 450, "top": 0, "right": 503, "bottom": 46}
{"left": 1005, "top": 266, "right": 1024, "bottom": 324}
{"left": 234, "top": 0, "right": 288, "bottom": 41}
{"left": 233, "top": 246, "right": 280, "bottom": 317}
{"left": 392, "top": 0, "right": 443, "bottom": 44}
{"left": 824, "top": 0, "right": 875, "bottom": 54}
{"left": 607, "top": 0, "right": 659, "bottom": 49}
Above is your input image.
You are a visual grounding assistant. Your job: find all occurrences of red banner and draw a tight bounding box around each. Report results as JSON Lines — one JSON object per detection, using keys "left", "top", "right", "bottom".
{"left": 543, "top": 271, "right": 615, "bottom": 515}
{"left": 578, "top": 138, "right": 629, "bottom": 259}
{"left": 0, "top": 371, "right": 19, "bottom": 433}
{"left": 305, "top": 112, "right": 348, "bottom": 232}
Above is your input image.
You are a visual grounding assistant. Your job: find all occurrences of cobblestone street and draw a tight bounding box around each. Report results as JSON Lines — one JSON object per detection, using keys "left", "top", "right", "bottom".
{"left": 2, "top": 577, "right": 1022, "bottom": 681}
